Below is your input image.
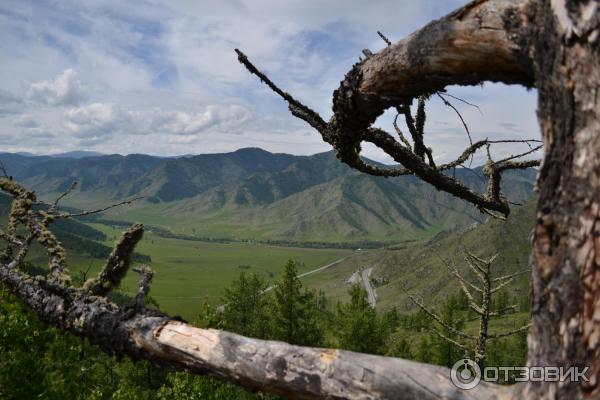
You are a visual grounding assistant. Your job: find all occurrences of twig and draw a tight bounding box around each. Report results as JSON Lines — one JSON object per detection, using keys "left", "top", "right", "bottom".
{"left": 133, "top": 266, "right": 154, "bottom": 312}
{"left": 377, "top": 31, "right": 392, "bottom": 46}
{"left": 437, "top": 92, "right": 482, "bottom": 115}
{"left": 55, "top": 197, "right": 144, "bottom": 219}
{"left": 436, "top": 93, "right": 474, "bottom": 156}
{"left": 51, "top": 181, "right": 77, "bottom": 211}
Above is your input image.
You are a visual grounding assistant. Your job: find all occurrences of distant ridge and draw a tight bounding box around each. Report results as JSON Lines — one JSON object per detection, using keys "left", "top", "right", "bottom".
{"left": 50, "top": 151, "right": 105, "bottom": 158}
{"left": 0, "top": 148, "right": 538, "bottom": 243}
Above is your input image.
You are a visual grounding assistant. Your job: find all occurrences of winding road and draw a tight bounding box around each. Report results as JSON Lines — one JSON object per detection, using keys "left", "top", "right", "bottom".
{"left": 262, "top": 257, "right": 346, "bottom": 293}
{"left": 216, "top": 257, "right": 346, "bottom": 312}
{"left": 361, "top": 267, "right": 377, "bottom": 307}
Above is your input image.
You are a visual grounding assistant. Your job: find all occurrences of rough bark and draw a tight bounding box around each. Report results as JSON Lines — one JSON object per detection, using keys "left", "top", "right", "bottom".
{"left": 357, "top": 0, "right": 535, "bottom": 99}
{"left": 517, "top": 1, "right": 600, "bottom": 398}
{"left": 0, "top": 259, "right": 507, "bottom": 400}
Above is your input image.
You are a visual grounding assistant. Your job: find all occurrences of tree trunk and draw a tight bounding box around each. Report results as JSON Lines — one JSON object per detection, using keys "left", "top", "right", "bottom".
{"left": 518, "top": 1, "right": 600, "bottom": 398}
{"left": 326, "top": 1, "right": 600, "bottom": 395}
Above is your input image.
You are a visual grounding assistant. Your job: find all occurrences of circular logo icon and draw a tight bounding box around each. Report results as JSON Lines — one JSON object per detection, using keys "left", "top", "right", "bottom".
{"left": 450, "top": 359, "right": 481, "bottom": 390}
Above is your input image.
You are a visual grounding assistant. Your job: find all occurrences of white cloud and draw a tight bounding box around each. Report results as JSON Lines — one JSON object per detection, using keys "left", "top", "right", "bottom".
{"left": 26, "top": 69, "right": 83, "bottom": 106}
{"left": 12, "top": 114, "right": 39, "bottom": 128}
{"left": 59, "top": 102, "right": 253, "bottom": 147}
{"left": 0, "top": 0, "right": 539, "bottom": 160}
{"left": 63, "top": 103, "right": 142, "bottom": 140}
{"left": 152, "top": 104, "right": 251, "bottom": 135}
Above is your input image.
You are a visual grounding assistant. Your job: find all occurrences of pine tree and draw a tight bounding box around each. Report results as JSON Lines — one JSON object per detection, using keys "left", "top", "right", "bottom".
{"left": 431, "top": 297, "right": 465, "bottom": 368}
{"left": 221, "top": 272, "right": 270, "bottom": 338}
{"left": 271, "top": 260, "right": 322, "bottom": 346}
{"left": 335, "top": 283, "right": 385, "bottom": 354}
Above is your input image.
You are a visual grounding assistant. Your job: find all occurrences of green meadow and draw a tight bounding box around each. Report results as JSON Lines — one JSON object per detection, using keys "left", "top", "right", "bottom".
{"left": 59, "top": 223, "right": 351, "bottom": 320}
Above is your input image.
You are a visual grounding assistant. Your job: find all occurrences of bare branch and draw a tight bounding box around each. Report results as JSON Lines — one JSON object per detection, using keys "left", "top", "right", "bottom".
{"left": 489, "top": 324, "right": 531, "bottom": 339}
{"left": 84, "top": 224, "right": 145, "bottom": 296}
{"left": 133, "top": 265, "right": 153, "bottom": 313}
{"left": 404, "top": 290, "right": 477, "bottom": 341}
{"left": 236, "top": 46, "right": 540, "bottom": 218}
{"left": 235, "top": 49, "right": 328, "bottom": 135}
{"left": 464, "top": 254, "right": 486, "bottom": 283}
{"left": 436, "top": 92, "right": 474, "bottom": 155}
{"left": 393, "top": 112, "right": 412, "bottom": 148}
{"left": 443, "top": 258, "right": 483, "bottom": 294}
{"left": 235, "top": 0, "right": 540, "bottom": 219}
{"left": 489, "top": 305, "right": 518, "bottom": 316}
{"left": 437, "top": 92, "right": 482, "bottom": 114}
{"left": 377, "top": 30, "right": 392, "bottom": 46}
{"left": 51, "top": 181, "right": 77, "bottom": 211}
{"left": 55, "top": 197, "right": 144, "bottom": 219}
{"left": 493, "top": 268, "right": 530, "bottom": 282}
{"left": 0, "top": 230, "right": 23, "bottom": 247}
{"left": 495, "top": 145, "right": 543, "bottom": 165}
{"left": 431, "top": 327, "right": 471, "bottom": 351}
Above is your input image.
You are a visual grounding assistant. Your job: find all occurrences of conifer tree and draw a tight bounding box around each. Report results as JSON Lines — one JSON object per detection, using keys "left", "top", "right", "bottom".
{"left": 335, "top": 283, "right": 386, "bottom": 354}
{"left": 271, "top": 260, "right": 322, "bottom": 346}
{"left": 221, "top": 272, "right": 270, "bottom": 338}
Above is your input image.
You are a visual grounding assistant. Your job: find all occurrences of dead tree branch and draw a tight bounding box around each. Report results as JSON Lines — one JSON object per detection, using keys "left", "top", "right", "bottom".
{"left": 84, "top": 224, "right": 145, "bottom": 296}
{"left": 0, "top": 178, "right": 509, "bottom": 400}
{"left": 236, "top": 0, "right": 542, "bottom": 218}
{"left": 407, "top": 249, "right": 530, "bottom": 366}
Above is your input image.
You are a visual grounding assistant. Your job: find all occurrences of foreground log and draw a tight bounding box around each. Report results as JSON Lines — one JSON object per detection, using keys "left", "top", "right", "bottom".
{"left": 0, "top": 258, "right": 505, "bottom": 400}
{"left": 236, "top": 0, "right": 599, "bottom": 398}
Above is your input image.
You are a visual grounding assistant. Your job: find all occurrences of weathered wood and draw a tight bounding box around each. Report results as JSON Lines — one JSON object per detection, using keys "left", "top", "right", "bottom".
{"left": 516, "top": 1, "right": 600, "bottom": 398}
{"left": 0, "top": 260, "right": 507, "bottom": 400}
{"left": 236, "top": 0, "right": 542, "bottom": 218}
{"left": 84, "top": 223, "right": 144, "bottom": 296}
{"left": 357, "top": 0, "right": 535, "bottom": 99}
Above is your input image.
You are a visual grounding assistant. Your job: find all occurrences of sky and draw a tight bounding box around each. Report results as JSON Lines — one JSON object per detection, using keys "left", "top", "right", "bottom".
{"left": 0, "top": 0, "right": 541, "bottom": 164}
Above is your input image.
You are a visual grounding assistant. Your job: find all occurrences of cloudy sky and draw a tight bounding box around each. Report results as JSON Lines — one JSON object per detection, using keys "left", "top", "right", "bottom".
{"left": 0, "top": 0, "right": 541, "bottom": 163}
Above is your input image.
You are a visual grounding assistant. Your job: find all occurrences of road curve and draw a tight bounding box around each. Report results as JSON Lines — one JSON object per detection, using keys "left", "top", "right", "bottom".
{"left": 361, "top": 267, "right": 377, "bottom": 307}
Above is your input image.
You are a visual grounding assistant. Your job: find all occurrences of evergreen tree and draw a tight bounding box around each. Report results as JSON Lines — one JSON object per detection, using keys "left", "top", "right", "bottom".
{"left": 493, "top": 289, "right": 511, "bottom": 315}
{"left": 335, "top": 284, "right": 385, "bottom": 354}
{"left": 221, "top": 272, "right": 270, "bottom": 338}
{"left": 415, "top": 335, "right": 434, "bottom": 363}
{"left": 431, "top": 296, "right": 465, "bottom": 368}
{"left": 386, "top": 333, "right": 412, "bottom": 359}
{"left": 271, "top": 260, "right": 322, "bottom": 346}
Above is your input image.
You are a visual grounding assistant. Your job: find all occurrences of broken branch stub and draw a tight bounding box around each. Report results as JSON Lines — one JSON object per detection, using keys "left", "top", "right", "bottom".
{"left": 235, "top": 0, "right": 541, "bottom": 218}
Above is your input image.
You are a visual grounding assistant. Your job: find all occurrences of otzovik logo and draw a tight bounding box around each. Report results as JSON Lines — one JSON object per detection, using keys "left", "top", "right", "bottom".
{"left": 450, "top": 358, "right": 590, "bottom": 389}
{"left": 450, "top": 359, "right": 481, "bottom": 390}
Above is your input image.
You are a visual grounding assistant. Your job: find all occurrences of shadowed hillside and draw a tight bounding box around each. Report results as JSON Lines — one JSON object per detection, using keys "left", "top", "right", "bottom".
{"left": 302, "top": 199, "right": 536, "bottom": 310}
{"left": 0, "top": 149, "right": 538, "bottom": 243}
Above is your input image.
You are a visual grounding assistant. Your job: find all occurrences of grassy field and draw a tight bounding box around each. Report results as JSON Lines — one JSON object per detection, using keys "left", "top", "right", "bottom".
{"left": 54, "top": 223, "right": 351, "bottom": 320}
{"left": 18, "top": 199, "right": 535, "bottom": 324}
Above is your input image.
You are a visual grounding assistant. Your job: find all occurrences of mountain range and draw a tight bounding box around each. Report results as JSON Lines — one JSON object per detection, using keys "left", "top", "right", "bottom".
{"left": 0, "top": 148, "right": 538, "bottom": 243}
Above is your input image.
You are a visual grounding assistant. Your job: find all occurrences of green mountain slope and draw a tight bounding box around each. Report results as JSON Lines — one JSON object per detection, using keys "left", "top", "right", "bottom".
{"left": 0, "top": 149, "right": 537, "bottom": 243}
{"left": 145, "top": 156, "right": 536, "bottom": 241}
{"left": 1, "top": 148, "right": 300, "bottom": 205}
{"left": 302, "top": 199, "right": 536, "bottom": 309}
